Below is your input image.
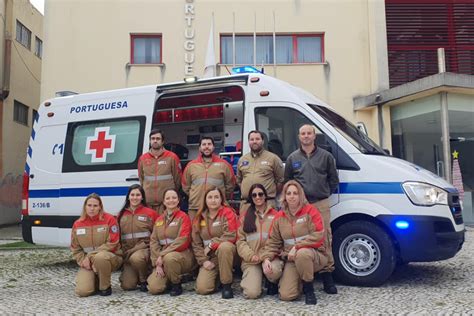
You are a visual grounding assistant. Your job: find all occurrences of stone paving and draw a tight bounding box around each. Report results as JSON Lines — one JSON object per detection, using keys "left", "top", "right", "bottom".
{"left": 0, "top": 228, "right": 473, "bottom": 314}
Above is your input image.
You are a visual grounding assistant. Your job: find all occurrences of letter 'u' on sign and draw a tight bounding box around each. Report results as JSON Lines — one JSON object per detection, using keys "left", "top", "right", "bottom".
{"left": 85, "top": 126, "right": 116, "bottom": 163}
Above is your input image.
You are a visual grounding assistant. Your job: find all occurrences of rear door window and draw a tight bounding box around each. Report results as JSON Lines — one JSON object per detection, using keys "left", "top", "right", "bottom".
{"left": 63, "top": 116, "right": 145, "bottom": 172}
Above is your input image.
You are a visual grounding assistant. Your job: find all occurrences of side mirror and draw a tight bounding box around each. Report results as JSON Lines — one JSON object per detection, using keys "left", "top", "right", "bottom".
{"left": 356, "top": 122, "right": 368, "bottom": 135}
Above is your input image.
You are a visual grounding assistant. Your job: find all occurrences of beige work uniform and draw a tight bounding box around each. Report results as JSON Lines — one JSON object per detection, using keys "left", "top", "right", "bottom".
{"left": 147, "top": 210, "right": 195, "bottom": 294}
{"left": 71, "top": 212, "right": 123, "bottom": 297}
{"left": 237, "top": 206, "right": 281, "bottom": 299}
{"left": 138, "top": 150, "right": 182, "bottom": 213}
{"left": 191, "top": 206, "right": 238, "bottom": 294}
{"left": 119, "top": 206, "right": 158, "bottom": 290}
{"left": 261, "top": 204, "right": 328, "bottom": 301}
{"left": 182, "top": 154, "right": 236, "bottom": 219}
{"left": 312, "top": 198, "right": 334, "bottom": 273}
{"left": 237, "top": 149, "right": 284, "bottom": 213}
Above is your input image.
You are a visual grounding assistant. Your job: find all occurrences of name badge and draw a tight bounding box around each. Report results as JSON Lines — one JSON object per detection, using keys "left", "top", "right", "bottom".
{"left": 158, "top": 160, "right": 167, "bottom": 165}
{"left": 292, "top": 161, "right": 302, "bottom": 169}
{"left": 212, "top": 221, "right": 221, "bottom": 227}
{"left": 169, "top": 221, "right": 178, "bottom": 227}
{"left": 138, "top": 216, "right": 147, "bottom": 221}
{"left": 261, "top": 161, "right": 269, "bottom": 165}
{"left": 296, "top": 217, "right": 306, "bottom": 224}
{"left": 76, "top": 228, "right": 86, "bottom": 235}
{"left": 97, "top": 227, "right": 106, "bottom": 233}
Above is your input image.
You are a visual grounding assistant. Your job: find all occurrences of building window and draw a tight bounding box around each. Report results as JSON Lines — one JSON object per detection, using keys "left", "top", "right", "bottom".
{"left": 35, "top": 37, "right": 43, "bottom": 58}
{"left": 16, "top": 20, "right": 31, "bottom": 49}
{"left": 14, "top": 100, "right": 29, "bottom": 126}
{"left": 220, "top": 34, "right": 323, "bottom": 65}
{"left": 131, "top": 34, "right": 162, "bottom": 64}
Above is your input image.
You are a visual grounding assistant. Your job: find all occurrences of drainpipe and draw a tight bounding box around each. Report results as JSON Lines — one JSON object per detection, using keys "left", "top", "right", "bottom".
{"left": 438, "top": 48, "right": 452, "bottom": 183}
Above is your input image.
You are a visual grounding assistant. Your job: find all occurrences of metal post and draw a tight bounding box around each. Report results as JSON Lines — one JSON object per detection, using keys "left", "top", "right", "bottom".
{"left": 438, "top": 48, "right": 452, "bottom": 183}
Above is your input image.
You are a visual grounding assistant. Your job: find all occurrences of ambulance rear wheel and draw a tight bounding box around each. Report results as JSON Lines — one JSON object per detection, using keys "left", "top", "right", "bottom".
{"left": 333, "top": 220, "right": 396, "bottom": 287}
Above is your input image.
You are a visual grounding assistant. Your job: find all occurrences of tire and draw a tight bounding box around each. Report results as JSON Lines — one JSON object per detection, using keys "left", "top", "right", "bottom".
{"left": 333, "top": 220, "right": 397, "bottom": 287}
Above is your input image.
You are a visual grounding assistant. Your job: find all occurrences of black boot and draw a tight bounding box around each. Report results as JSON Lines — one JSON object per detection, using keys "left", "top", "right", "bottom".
{"left": 139, "top": 281, "right": 148, "bottom": 292}
{"left": 99, "top": 286, "right": 112, "bottom": 296}
{"left": 170, "top": 283, "right": 183, "bottom": 296}
{"left": 302, "top": 281, "right": 317, "bottom": 305}
{"left": 265, "top": 279, "right": 278, "bottom": 296}
{"left": 320, "top": 272, "right": 338, "bottom": 294}
{"left": 221, "top": 283, "right": 234, "bottom": 299}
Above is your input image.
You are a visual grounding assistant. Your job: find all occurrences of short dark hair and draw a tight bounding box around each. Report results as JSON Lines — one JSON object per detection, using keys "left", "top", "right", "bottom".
{"left": 248, "top": 130, "right": 264, "bottom": 140}
{"left": 200, "top": 136, "right": 214, "bottom": 146}
{"left": 149, "top": 129, "right": 164, "bottom": 141}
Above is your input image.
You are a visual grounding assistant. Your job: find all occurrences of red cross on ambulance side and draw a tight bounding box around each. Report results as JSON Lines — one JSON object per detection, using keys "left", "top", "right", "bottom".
{"left": 85, "top": 127, "right": 116, "bottom": 163}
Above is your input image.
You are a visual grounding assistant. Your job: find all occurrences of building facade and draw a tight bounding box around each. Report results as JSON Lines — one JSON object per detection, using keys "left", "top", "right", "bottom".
{"left": 0, "top": 0, "right": 43, "bottom": 225}
{"left": 41, "top": 0, "right": 473, "bottom": 221}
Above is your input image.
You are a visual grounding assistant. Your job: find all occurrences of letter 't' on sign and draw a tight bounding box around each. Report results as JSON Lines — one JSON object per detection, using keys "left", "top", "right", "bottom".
{"left": 85, "top": 127, "right": 116, "bottom": 163}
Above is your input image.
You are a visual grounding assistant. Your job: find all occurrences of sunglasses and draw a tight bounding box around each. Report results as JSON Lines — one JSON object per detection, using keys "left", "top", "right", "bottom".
{"left": 251, "top": 192, "right": 265, "bottom": 198}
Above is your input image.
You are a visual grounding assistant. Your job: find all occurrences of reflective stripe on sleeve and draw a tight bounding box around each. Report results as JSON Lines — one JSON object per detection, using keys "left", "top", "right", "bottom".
{"left": 159, "top": 238, "right": 175, "bottom": 245}
{"left": 121, "top": 231, "right": 151, "bottom": 240}
{"left": 144, "top": 174, "right": 173, "bottom": 181}
{"left": 283, "top": 234, "right": 309, "bottom": 246}
{"left": 83, "top": 247, "right": 94, "bottom": 253}
{"left": 246, "top": 232, "right": 268, "bottom": 242}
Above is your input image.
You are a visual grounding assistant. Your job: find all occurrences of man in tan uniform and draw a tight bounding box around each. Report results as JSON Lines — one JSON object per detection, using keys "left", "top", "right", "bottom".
{"left": 138, "top": 129, "right": 182, "bottom": 213}
{"left": 237, "top": 130, "right": 284, "bottom": 212}
{"left": 182, "top": 137, "right": 236, "bottom": 218}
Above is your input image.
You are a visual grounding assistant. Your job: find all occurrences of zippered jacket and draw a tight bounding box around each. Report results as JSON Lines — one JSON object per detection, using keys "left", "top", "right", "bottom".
{"left": 149, "top": 209, "right": 192, "bottom": 265}
{"left": 182, "top": 154, "right": 236, "bottom": 210}
{"left": 71, "top": 212, "right": 122, "bottom": 265}
{"left": 261, "top": 204, "right": 325, "bottom": 260}
{"left": 237, "top": 205, "right": 278, "bottom": 263}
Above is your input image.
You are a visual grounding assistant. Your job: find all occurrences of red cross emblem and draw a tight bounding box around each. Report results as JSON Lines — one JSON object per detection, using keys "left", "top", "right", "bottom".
{"left": 85, "top": 127, "right": 116, "bottom": 163}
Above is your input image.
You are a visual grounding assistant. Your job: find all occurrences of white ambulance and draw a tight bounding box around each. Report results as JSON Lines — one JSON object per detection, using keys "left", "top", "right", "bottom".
{"left": 23, "top": 69, "right": 465, "bottom": 286}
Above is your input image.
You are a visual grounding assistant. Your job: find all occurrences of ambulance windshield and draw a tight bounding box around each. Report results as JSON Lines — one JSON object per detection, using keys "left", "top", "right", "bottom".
{"left": 308, "top": 104, "right": 387, "bottom": 155}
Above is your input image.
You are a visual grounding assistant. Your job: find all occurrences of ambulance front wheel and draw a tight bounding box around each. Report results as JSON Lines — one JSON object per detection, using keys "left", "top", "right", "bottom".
{"left": 333, "top": 220, "right": 396, "bottom": 287}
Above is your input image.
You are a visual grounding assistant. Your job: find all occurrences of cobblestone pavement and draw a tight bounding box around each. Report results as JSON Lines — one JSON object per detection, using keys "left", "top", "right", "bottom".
{"left": 0, "top": 228, "right": 472, "bottom": 314}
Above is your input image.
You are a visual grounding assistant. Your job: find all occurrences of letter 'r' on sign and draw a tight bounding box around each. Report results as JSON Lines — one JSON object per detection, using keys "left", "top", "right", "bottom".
{"left": 85, "top": 127, "right": 116, "bottom": 163}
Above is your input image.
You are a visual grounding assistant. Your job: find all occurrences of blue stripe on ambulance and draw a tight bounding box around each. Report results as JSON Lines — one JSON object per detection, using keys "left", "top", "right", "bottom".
{"left": 29, "top": 182, "right": 405, "bottom": 199}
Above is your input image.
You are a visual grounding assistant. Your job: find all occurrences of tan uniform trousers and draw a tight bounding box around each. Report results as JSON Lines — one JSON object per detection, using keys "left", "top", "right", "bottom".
{"left": 147, "top": 249, "right": 195, "bottom": 294}
{"left": 75, "top": 250, "right": 122, "bottom": 297}
{"left": 312, "top": 198, "right": 335, "bottom": 273}
{"left": 276, "top": 248, "right": 328, "bottom": 301}
{"left": 119, "top": 248, "right": 150, "bottom": 290}
{"left": 241, "top": 258, "right": 283, "bottom": 299}
{"left": 195, "top": 241, "right": 236, "bottom": 295}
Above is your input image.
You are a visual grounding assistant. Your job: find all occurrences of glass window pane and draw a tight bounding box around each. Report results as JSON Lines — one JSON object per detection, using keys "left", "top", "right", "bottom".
{"left": 71, "top": 120, "right": 140, "bottom": 166}
{"left": 297, "top": 36, "right": 321, "bottom": 63}
{"left": 133, "top": 37, "right": 161, "bottom": 64}
{"left": 256, "top": 36, "right": 274, "bottom": 64}
{"left": 275, "top": 36, "right": 293, "bottom": 64}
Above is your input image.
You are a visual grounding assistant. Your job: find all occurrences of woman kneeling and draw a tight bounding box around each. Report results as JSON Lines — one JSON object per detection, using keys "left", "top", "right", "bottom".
{"left": 192, "top": 187, "right": 238, "bottom": 299}
{"left": 147, "top": 189, "right": 194, "bottom": 296}
{"left": 261, "top": 180, "right": 328, "bottom": 305}
{"left": 71, "top": 194, "right": 123, "bottom": 297}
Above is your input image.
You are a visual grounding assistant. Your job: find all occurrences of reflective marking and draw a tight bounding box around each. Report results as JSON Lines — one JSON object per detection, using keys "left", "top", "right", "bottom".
{"left": 83, "top": 247, "right": 94, "bottom": 253}
{"left": 144, "top": 174, "right": 173, "bottom": 181}
{"left": 284, "top": 234, "right": 309, "bottom": 246}
{"left": 203, "top": 239, "right": 211, "bottom": 246}
{"left": 246, "top": 232, "right": 268, "bottom": 242}
{"left": 159, "top": 238, "right": 175, "bottom": 245}
{"left": 121, "top": 231, "right": 150, "bottom": 240}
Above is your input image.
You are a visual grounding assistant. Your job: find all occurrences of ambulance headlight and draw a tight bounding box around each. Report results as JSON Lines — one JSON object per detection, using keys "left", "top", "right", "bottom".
{"left": 402, "top": 182, "right": 448, "bottom": 206}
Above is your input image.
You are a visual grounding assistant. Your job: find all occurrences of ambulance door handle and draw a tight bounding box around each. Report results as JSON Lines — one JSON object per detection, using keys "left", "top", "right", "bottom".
{"left": 126, "top": 176, "right": 139, "bottom": 182}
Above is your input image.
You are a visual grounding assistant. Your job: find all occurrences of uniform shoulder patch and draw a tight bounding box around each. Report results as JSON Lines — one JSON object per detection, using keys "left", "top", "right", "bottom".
{"left": 241, "top": 160, "right": 249, "bottom": 166}
{"left": 200, "top": 219, "right": 207, "bottom": 227}
{"left": 111, "top": 225, "right": 118, "bottom": 233}
{"left": 292, "top": 161, "right": 302, "bottom": 169}
{"left": 155, "top": 220, "right": 164, "bottom": 227}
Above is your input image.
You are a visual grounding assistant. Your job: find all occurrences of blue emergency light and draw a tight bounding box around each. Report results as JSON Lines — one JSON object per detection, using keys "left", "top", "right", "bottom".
{"left": 395, "top": 220, "right": 410, "bottom": 229}
{"left": 231, "top": 66, "right": 262, "bottom": 74}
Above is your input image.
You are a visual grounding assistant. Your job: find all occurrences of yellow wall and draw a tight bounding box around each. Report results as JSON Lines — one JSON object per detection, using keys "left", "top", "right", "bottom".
{"left": 42, "top": 0, "right": 389, "bottom": 143}
{"left": 0, "top": 0, "right": 42, "bottom": 224}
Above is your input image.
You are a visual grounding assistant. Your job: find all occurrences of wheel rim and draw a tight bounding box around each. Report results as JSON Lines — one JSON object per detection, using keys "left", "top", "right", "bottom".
{"left": 339, "top": 233, "right": 381, "bottom": 277}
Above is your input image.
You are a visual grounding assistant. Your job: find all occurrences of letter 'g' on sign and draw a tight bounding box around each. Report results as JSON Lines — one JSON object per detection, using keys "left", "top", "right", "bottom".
{"left": 85, "top": 127, "right": 116, "bottom": 163}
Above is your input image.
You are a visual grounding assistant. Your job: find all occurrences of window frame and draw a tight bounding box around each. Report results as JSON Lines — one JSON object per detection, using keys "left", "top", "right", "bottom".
{"left": 13, "top": 100, "right": 29, "bottom": 126}
{"left": 219, "top": 33, "right": 325, "bottom": 65}
{"left": 34, "top": 36, "right": 43, "bottom": 58}
{"left": 130, "top": 33, "right": 163, "bottom": 65}
{"left": 16, "top": 20, "right": 31, "bottom": 50}
{"left": 62, "top": 116, "right": 146, "bottom": 173}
